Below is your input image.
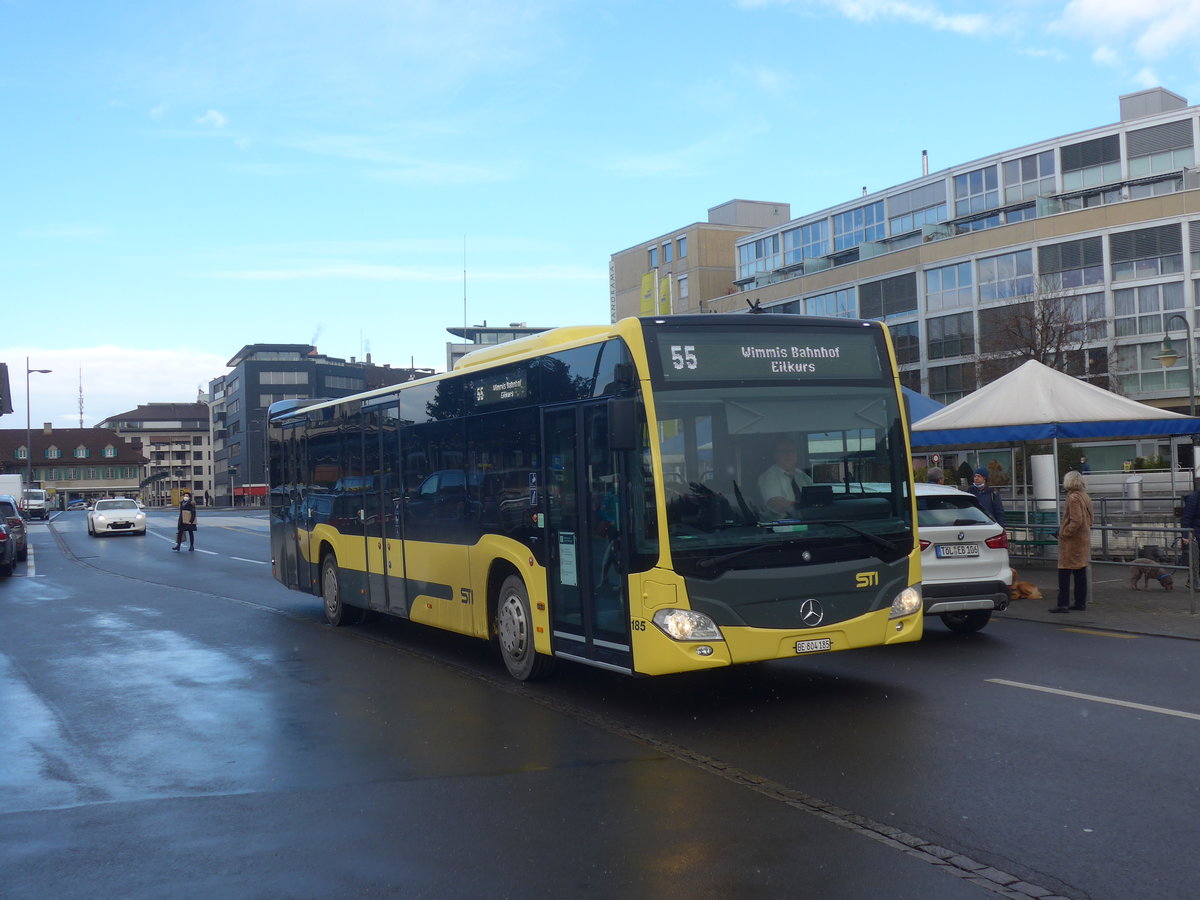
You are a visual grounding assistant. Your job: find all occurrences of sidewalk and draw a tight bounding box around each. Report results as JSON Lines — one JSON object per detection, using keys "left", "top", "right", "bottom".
{"left": 999, "top": 557, "right": 1200, "bottom": 640}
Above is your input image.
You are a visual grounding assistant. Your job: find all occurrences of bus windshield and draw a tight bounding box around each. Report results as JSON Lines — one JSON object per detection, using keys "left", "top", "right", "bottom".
{"left": 654, "top": 383, "right": 913, "bottom": 574}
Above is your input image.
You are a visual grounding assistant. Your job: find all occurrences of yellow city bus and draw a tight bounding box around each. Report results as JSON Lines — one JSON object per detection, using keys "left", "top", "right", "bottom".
{"left": 267, "top": 314, "right": 923, "bottom": 680}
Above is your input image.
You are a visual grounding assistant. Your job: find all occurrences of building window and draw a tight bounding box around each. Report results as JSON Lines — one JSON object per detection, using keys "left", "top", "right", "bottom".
{"left": 677, "top": 236, "right": 687, "bottom": 258}
{"left": 74, "top": 446, "right": 89, "bottom": 459}
{"left": 925, "top": 261, "right": 973, "bottom": 312}
{"left": 1061, "top": 134, "right": 1121, "bottom": 190}
{"left": 677, "top": 275, "right": 689, "bottom": 305}
{"left": 1114, "top": 340, "right": 1194, "bottom": 393}
{"left": 323, "top": 375, "right": 364, "bottom": 390}
{"left": 953, "top": 165, "right": 999, "bottom": 216}
{"left": 927, "top": 312, "right": 975, "bottom": 360}
{"left": 102, "top": 445, "right": 117, "bottom": 458}
{"left": 648, "top": 246, "right": 658, "bottom": 268}
{"left": 891, "top": 321, "right": 920, "bottom": 365}
{"left": 889, "top": 202, "right": 947, "bottom": 235}
{"left": 1039, "top": 236, "right": 1104, "bottom": 291}
{"left": 46, "top": 446, "right": 60, "bottom": 459}
{"left": 1110, "top": 224, "right": 1184, "bottom": 283}
{"left": 784, "top": 221, "right": 830, "bottom": 264}
{"left": 804, "top": 287, "right": 856, "bottom": 318}
{"left": 1128, "top": 177, "right": 1184, "bottom": 200}
{"left": 737, "top": 234, "right": 782, "bottom": 279}
{"left": 1113, "top": 282, "right": 1185, "bottom": 336}
{"left": 16, "top": 447, "right": 27, "bottom": 460}
{"left": 260, "top": 371, "right": 310, "bottom": 385}
{"left": 662, "top": 242, "right": 672, "bottom": 263}
{"left": 1075, "top": 292, "right": 1110, "bottom": 341}
{"left": 1003, "top": 150, "right": 1055, "bottom": 203}
{"left": 1005, "top": 204, "right": 1037, "bottom": 224}
{"left": 833, "top": 202, "right": 885, "bottom": 252}
{"left": 859, "top": 273, "right": 917, "bottom": 319}
{"left": 978, "top": 250, "right": 1034, "bottom": 302}
{"left": 928, "top": 362, "right": 976, "bottom": 405}
{"left": 1127, "top": 120, "right": 1194, "bottom": 177}
{"left": 86, "top": 467, "right": 97, "bottom": 480}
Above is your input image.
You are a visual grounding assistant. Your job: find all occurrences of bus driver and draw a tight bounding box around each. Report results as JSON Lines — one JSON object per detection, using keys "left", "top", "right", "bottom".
{"left": 758, "top": 438, "right": 813, "bottom": 516}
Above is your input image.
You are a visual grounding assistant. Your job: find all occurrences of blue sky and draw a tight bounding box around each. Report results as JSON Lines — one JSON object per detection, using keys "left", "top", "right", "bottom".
{"left": 4, "top": 0, "right": 1200, "bottom": 428}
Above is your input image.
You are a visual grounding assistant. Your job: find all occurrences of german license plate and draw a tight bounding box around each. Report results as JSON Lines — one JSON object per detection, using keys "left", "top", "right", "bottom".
{"left": 795, "top": 638, "right": 831, "bottom": 654}
{"left": 935, "top": 543, "right": 980, "bottom": 558}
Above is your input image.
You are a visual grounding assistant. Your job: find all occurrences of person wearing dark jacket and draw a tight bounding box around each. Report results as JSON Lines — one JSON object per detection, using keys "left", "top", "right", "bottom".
{"left": 1179, "top": 486, "right": 1200, "bottom": 585}
{"left": 967, "top": 466, "right": 1005, "bottom": 523}
{"left": 173, "top": 492, "right": 197, "bottom": 551}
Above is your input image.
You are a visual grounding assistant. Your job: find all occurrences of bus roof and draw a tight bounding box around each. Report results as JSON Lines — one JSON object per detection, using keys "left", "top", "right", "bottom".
{"left": 269, "top": 320, "right": 634, "bottom": 424}
{"left": 453, "top": 324, "right": 614, "bottom": 371}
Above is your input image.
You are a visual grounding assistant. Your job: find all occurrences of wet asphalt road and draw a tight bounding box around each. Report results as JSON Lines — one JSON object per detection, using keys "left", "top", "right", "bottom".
{"left": 2, "top": 510, "right": 1199, "bottom": 898}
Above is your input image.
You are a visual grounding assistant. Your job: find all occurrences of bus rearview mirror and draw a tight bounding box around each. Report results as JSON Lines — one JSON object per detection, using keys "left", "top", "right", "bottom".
{"left": 609, "top": 398, "right": 637, "bottom": 451}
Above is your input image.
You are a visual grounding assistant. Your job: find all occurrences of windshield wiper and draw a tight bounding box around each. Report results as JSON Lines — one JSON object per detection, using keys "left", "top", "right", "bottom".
{"left": 696, "top": 538, "right": 807, "bottom": 571}
{"left": 804, "top": 520, "right": 898, "bottom": 555}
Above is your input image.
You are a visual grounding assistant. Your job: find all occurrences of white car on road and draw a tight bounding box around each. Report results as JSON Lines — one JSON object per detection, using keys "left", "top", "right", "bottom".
{"left": 87, "top": 498, "right": 148, "bottom": 537}
{"left": 916, "top": 482, "right": 1011, "bottom": 633}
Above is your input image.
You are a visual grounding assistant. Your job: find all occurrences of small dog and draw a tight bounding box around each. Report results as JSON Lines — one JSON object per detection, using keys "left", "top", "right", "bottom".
{"left": 1130, "top": 558, "right": 1175, "bottom": 591}
{"left": 1008, "top": 568, "right": 1043, "bottom": 601}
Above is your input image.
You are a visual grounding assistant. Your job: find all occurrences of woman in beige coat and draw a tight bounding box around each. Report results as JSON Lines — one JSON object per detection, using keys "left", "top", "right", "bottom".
{"left": 1051, "top": 470, "right": 1094, "bottom": 612}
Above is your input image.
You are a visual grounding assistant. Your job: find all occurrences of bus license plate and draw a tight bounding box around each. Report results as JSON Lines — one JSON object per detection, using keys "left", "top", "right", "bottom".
{"left": 936, "top": 543, "right": 980, "bottom": 558}
{"left": 795, "top": 638, "right": 831, "bottom": 654}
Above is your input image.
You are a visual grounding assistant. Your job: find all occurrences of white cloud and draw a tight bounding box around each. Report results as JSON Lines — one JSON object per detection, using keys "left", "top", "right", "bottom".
{"left": 1092, "top": 45, "right": 1119, "bottom": 67}
{"left": 195, "top": 109, "right": 228, "bottom": 129}
{"left": 740, "top": 0, "right": 991, "bottom": 35}
{"left": 1052, "top": 0, "right": 1200, "bottom": 62}
{"left": 149, "top": 103, "right": 169, "bottom": 119}
{"left": 1134, "top": 66, "right": 1161, "bottom": 88}
{"left": 0, "top": 346, "right": 228, "bottom": 428}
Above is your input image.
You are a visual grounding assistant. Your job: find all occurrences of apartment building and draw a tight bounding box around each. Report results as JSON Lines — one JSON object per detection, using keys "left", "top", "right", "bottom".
{"left": 610, "top": 87, "right": 1200, "bottom": 468}
{"left": 98, "top": 402, "right": 212, "bottom": 506}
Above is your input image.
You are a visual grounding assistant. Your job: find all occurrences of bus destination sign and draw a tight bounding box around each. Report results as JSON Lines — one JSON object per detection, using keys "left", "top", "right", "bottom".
{"left": 654, "top": 328, "right": 884, "bottom": 382}
{"left": 473, "top": 372, "right": 529, "bottom": 406}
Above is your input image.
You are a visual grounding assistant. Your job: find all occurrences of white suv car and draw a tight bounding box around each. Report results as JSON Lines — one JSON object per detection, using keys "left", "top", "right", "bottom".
{"left": 916, "top": 482, "right": 1011, "bottom": 633}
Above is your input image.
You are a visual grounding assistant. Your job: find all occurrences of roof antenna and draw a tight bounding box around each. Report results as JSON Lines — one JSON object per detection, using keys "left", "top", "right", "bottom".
{"left": 746, "top": 298, "right": 765, "bottom": 314}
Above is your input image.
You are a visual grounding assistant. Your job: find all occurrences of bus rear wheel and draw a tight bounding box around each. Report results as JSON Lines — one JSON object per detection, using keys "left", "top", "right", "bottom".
{"left": 940, "top": 610, "right": 992, "bottom": 634}
{"left": 496, "top": 575, "right": 554, "bottom": 681}
{"left": 322, "top": 553, "right": 364, "bottom": 626}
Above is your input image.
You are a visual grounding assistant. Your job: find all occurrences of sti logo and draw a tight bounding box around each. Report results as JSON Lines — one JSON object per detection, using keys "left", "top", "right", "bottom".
{"left": 855, "top": 571, "right": 880, "bottom": 589}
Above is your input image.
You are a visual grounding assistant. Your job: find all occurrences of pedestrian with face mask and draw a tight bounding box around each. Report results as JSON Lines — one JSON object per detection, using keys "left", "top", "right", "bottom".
{"left": 968, "top": 466, "right": 1005, "bottom": 523}
{"left": 173, "top": 492, "right": 198, "bottom": 551}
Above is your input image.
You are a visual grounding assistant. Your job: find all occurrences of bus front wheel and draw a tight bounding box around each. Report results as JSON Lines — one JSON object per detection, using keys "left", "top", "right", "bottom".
{"left": 322, "top": 553, "right": 364, "bottom": 626}
{"left": 496, "top": 575, "right": 554, "bottom": 681}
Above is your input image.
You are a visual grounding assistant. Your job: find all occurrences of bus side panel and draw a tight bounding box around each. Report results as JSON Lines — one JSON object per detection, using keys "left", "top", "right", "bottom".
{"left": 404, "top": 540, "right": 472, "bottom": 634}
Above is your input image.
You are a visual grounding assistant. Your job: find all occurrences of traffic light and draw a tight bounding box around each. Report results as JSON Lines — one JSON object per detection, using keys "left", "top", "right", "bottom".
{"left": 0, "top": 363, "right": 13, "bottom": 415}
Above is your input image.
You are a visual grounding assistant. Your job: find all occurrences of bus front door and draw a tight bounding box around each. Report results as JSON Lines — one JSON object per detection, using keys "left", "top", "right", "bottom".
{"left": 543, "top": 404, "right": 632, "bottom": 673}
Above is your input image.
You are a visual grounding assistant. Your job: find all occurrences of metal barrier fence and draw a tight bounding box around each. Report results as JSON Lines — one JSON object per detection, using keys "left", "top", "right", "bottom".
{"left": 1005, "top": 512, "right": 1197, "bottom": 614}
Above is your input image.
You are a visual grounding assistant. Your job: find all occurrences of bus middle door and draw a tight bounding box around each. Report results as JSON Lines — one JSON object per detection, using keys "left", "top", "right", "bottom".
{"left": 543, "top": 403, "right": 632, "bottom": 673}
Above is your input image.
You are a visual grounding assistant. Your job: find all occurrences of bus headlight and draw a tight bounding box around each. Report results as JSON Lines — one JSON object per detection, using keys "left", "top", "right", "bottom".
{"left": 652, "top": 608, "right": 724, "bottom": 641}
{"left": 888, "top": 586, "right": 922, "bottom": 619}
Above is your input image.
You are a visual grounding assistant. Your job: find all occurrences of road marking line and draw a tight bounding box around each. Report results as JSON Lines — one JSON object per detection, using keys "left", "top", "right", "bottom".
{"left": 987, "top": 678, "right": 1200, "bottom": 721}
{"left": 1061, "top": 627, "right": 1138, "bottom": 639}
{"left": 231, "top": 556, "right": 268, "bottom": 565}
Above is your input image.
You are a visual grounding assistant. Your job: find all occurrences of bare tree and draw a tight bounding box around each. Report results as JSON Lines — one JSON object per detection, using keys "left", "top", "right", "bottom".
{"left": 974, "top": 278, "right": 1114, "bottom": 389}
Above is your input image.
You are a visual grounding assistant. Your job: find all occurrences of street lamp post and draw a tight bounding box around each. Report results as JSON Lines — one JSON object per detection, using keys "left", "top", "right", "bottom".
{"left": 25, "top": 358, "right": 52, "bottom": 513}
{"left": 1152, "top": 313, "right": 1196, "bottom": 417}
{"left": 1153, "top": 313, "right": 1199, "bottom": 484}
